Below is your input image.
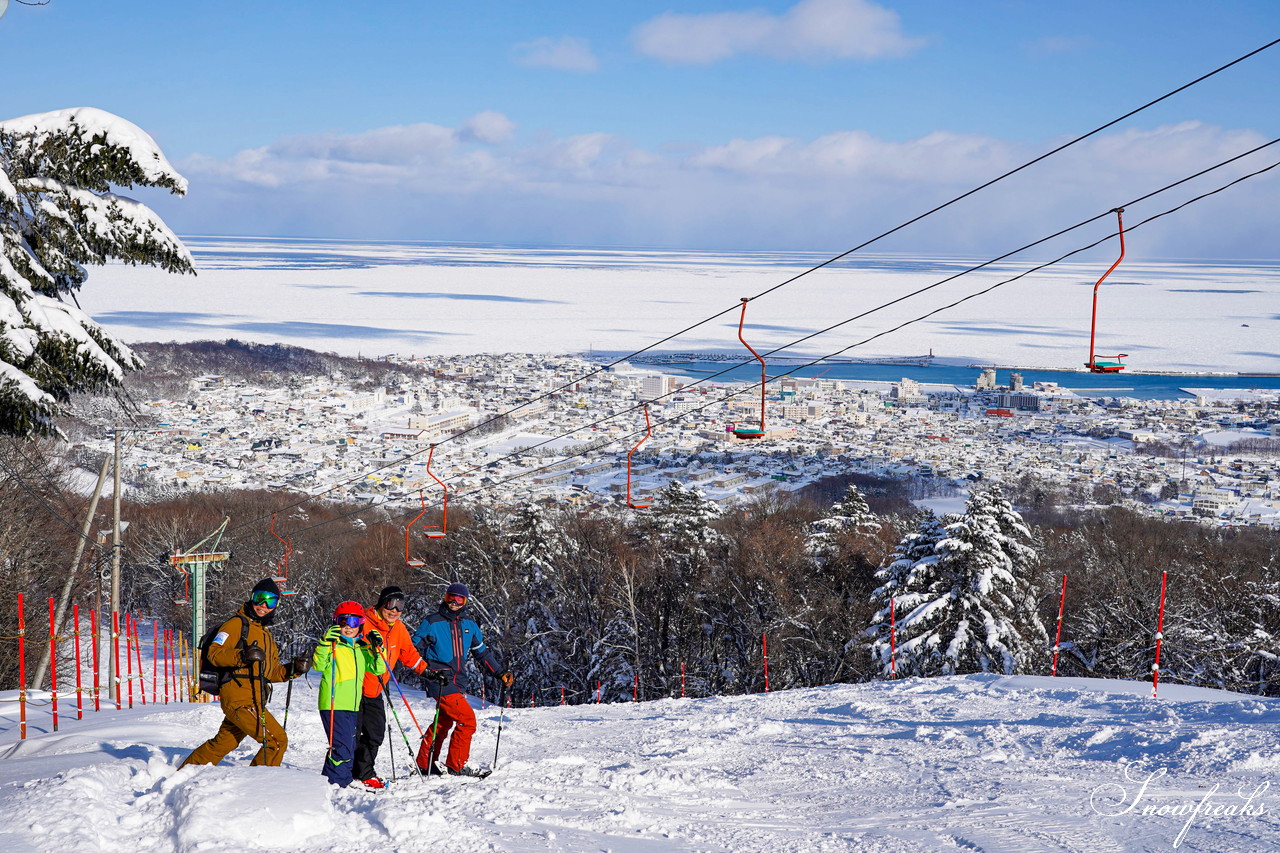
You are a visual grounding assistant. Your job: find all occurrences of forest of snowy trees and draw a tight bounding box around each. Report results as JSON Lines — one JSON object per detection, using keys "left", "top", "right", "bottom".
{"left": 4, "top": 437, "right": 1279, "bottom": 702}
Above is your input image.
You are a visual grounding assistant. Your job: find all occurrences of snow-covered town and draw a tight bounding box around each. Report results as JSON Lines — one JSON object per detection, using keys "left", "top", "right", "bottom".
{"left": 77, "top": 351, "right": 1280, "bottom": 527}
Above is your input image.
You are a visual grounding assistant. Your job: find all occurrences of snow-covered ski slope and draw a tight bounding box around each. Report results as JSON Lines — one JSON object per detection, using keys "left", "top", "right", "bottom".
{"left": 1, "top": 674, "right": 1276, "bottom": 852}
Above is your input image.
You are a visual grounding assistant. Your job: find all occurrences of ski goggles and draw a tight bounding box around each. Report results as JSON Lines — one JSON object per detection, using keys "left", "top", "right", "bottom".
{"left": 444, "top": 594, "right": 467, "bottom": 606}
{"left": 251, "top": 591, "right": 280, "bottom": 609}
{"left": 337, "top": 614, "right": 364, "bottom": 628}
{"left": 380, "top": 596, "right": 405, "bottom": 612}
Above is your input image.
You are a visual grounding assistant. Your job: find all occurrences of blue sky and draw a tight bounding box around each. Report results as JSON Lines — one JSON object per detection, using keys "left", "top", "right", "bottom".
{"left": 2, "top": 1, "right": 1279, "bottom": 256}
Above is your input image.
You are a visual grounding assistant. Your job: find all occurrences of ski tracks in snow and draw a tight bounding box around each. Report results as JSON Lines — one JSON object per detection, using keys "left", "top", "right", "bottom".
{"left": 0, "top": 675, "right": 1277, "bottom": 851}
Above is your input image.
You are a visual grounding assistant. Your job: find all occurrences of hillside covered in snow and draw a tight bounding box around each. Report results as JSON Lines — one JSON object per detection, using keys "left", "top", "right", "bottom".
{"left": 1, "top": 674, "right": 1276, "bottom": 852}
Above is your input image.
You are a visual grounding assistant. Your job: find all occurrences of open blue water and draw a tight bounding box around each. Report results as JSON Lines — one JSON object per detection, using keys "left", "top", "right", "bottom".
{"left": 642, "top": 358, "right": 1280, "bottom": 400}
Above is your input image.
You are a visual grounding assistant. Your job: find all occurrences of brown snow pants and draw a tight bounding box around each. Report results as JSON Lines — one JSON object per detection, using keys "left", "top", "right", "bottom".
{"left": 179, "top": 701, "right": 288, "bottom": 768}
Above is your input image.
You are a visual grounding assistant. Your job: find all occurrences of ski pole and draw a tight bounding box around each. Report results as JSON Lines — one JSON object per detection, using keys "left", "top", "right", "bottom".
{"left": 327, "top": 641, "right": 337, "bottom": 754}
{"left": 387, "top": 719, "right": 397, "bottom": 784}
{"left": 378, "top": 647, "right": 425, "bottom": 736}
{"left": 283, "top": 642, "right": 295, "bottom": 731}
{"left": 381, "top": 679, "right": 420, "bottom": 779}
{"left": 491, "top": 682, "right": 508, "bottom": 771}
{"left": 382, "top": 688, "right": 422, "bottom": 782}
{"left": 423, "top": 687, "right": 443, "bottom": 775}
{"left": 249, "top": 658, "right": 265, "bottom": 742}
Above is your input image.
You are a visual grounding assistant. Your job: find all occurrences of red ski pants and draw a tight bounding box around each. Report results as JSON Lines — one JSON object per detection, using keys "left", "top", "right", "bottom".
{"left": 416, "top": 692, "right": 476, "bottom": 772}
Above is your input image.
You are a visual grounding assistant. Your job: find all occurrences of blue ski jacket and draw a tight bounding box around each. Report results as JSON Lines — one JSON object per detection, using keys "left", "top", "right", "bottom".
{"left": 411, "top": 603, "right": 502, "bottom": 698}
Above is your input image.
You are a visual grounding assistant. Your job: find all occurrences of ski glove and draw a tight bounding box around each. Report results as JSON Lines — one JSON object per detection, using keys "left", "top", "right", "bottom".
{"left": 288, "top": 655, "right": 312, "bottom": 677}
{"left": 365, "top": 630, "right": 383, "bottom": 650}
{"left": 322, "top": 625, "right": 344, "bottom": 642}
{"left": 499, "top": 671, "right": 514, "bottom": 687}
{"left": 241, "top": 643, "right": 266, "bottom": 665}
{"left": 423, "top": 669, "right": 449, "bottom": 685}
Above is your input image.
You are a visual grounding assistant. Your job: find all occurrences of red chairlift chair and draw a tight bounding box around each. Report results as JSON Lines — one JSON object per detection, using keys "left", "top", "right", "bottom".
{"left": 404, "top": 491, "right": 428, "bottom": 569}
{"left": 422, "top": 444, "right": 448, "bottom": 538}
{"left": 626, "top": 404, "right": 653, "bottom": 509}
{"left": 1085, "top": 208, "right": 1130, "bottom": 374}
{"left": 733, "top": 297, "right": 767, "bottom": 439}
{"left": 269, "top": 512, "right": 297, "bottom": 595}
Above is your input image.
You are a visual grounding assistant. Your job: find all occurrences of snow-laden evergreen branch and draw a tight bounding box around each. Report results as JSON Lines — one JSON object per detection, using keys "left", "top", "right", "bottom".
{"left": 0, "top": 107, "right": 194, "bottom": 436}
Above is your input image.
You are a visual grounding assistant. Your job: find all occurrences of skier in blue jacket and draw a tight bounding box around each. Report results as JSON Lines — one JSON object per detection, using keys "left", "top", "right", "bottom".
{"left": 411, "top": 582, "right": 513, "bottom": 776}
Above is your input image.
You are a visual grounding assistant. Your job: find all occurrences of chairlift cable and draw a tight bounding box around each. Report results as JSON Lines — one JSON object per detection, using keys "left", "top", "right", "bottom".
{"left": 220, "top": 38, "right": 1280, "bottom": 536}
{"left": 285, "top": 153, "right": 1280, "bottom": 541}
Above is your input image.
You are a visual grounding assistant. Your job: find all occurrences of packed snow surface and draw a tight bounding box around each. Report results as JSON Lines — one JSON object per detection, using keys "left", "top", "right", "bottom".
{"left": 2, "top": 674, "right": 1277, "bottom": 852}
{"left": 80, "top": 238, "right": 1280, "bottom": 373}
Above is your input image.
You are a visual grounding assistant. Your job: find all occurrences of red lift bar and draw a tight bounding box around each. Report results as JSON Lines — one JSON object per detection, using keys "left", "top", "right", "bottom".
{"left": 1085, "top": 208, "right": 1129, "bottom": 374}
{"left": 733, "top": 297, "right": 767, "bottom": 439}
{"left": 626, "top": 405, "right": 652, "bottom": 509}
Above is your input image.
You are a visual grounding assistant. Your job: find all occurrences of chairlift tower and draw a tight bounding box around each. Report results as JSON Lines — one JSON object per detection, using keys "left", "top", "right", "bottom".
{"left": 170, "top": 518, "right": 231, "bottom": 667}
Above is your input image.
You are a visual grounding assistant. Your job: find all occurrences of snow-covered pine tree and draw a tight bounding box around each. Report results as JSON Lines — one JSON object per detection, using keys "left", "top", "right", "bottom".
{"left": 645, "top": 481, "right": 725, "bottom": 565}
{"left": 870, "top": 489, "right": 1045, "bottom": 677}
{"left": 504, "top": 502, "right": 568, "bottom": 686}
{"left": 0, "top": 107, "right": 194, "bottom": 437}
{"left": 635, "top": 481, "right": 726, "bottom": 695}
{"left": 805, "top": 483, "right": 881, "bottom": 563}
{"left": 868, "top": 509, "right": 947, "bottom": 675}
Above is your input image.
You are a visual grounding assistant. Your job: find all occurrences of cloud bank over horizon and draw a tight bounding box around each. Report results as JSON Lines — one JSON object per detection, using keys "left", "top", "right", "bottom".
{"left": 166, "top": 112, "right": 1279, "bottom": 260}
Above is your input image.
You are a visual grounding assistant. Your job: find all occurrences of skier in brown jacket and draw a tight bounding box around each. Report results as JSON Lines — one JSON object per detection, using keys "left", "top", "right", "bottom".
{"left": 180, "top": 578, "right": 311, "bottom": 768}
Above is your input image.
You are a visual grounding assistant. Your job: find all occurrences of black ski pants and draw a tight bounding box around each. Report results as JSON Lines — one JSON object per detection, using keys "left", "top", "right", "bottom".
{"left": 352, "top": 692, "right": 386, "bottom": 782}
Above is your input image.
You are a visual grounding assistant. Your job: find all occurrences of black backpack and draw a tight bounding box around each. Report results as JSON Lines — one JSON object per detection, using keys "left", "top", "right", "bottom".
{"left": 197, "top": 613, "right": 250, "bottom": 696}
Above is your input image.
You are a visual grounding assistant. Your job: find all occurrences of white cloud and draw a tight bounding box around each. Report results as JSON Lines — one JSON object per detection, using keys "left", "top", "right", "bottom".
{"left": 459, "top": 111, "right": 516, "bottom": 145}
{"left": 513, "top": 35, "right": 599, "bottom": 73}
{"left": 171, "top": 119, "right": 1278, "bottom": 259}
{"left": 632, "top": 0, "right": 924, "bottom": 65}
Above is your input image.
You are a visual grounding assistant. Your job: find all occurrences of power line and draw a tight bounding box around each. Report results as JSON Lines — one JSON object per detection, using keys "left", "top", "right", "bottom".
{"left": 440, "top": 156, "right": 1280, "bottom": 510}
{"left": 0, "top": 448, "right": 94, "bottom": 545}
{"left": 227, "top": 36, "right": 1280, "bottom": 534}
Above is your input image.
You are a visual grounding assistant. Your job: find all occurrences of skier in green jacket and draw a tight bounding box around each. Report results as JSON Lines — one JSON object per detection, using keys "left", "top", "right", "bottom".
{"left": 313, "top": 600, "right": 385, "bottom": 788}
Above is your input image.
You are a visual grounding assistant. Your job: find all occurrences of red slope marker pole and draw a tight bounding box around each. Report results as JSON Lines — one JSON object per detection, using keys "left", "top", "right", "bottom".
{"left": 90, "top": 608, "right": 100, "bottom": 712}
{"left": 1152, "top": 570, "right": 1169, "bottom": 699}
{"left": 73, "top": 603, "right": 83, "bottom": 720}
{"left": 134, "top": 622, "right": 147, "bottom": 705}
{"left": 1052, "top": 574, "right": 1068, "bottom": 677}
{"left": 18, "top": 593, "right": 27, "bottom": 739}
{"left": 763, "top": 634, "right": 770, "bottom": 693}
{"left": 48, "top": 597, "right": 59, "bottom": 732}
{"left": 125, "top": 613, "right": 134, "bottom": 709}
{"left": 153, "top": 621, "right": 159, "bottom": 703}
{"left": 112, "top": 611, "right": 121, "bottom": 710}
{"left": 163, "top": 630, "right": 170, "bottom": 705}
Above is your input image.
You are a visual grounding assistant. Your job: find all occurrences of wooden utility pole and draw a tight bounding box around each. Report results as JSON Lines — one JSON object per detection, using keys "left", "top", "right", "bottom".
{"left": 32, "top": 454, "right": 110, "bottom": 690}
{"left": 108, "top": 429, "right": 123, "bottom": 697}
